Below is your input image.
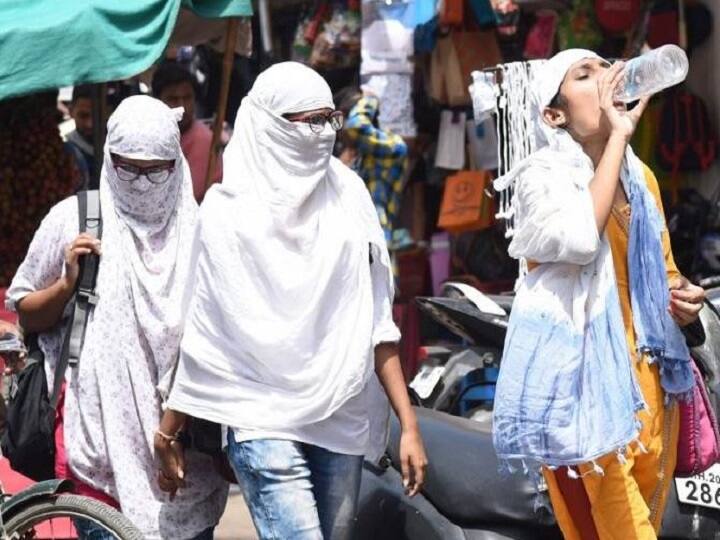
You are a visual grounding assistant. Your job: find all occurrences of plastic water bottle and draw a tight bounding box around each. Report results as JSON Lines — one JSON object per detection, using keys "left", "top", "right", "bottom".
{"left": 614, "top": 45, "right": 689, "bottom": 103}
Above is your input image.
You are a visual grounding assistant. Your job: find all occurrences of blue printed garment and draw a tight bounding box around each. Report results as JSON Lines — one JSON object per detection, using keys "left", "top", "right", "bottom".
{"left": 492, "top": 145, "right": 694, "bottom": 470}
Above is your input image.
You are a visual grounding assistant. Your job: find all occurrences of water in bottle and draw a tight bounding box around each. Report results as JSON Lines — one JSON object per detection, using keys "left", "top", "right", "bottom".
{"left": 614, "top": 45, "right": 689, "bottom": 103}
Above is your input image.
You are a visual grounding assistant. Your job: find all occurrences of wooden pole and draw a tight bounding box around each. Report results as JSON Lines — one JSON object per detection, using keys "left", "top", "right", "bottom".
{"left": 258, "top": 0, "right": 274, "bottom": 57}
{"left": 204, "top": 17, "right": 240, "bottom": 193}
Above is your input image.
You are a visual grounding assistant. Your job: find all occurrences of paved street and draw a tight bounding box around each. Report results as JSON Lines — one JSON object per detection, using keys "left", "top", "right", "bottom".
{"left": 216, "top": 486, "right": 258, "bottom": 540}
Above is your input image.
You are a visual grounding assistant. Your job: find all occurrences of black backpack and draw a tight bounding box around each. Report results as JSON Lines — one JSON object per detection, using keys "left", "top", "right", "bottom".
{"left": 2, "top": 191, "right": 101, "bottom": 481}
{"left": 658, "top": 89, "right": 718, "bottom": 176}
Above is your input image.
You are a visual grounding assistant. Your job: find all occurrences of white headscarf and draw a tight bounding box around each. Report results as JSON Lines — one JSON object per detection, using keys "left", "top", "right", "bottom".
{"left": 99, "top": 95, "right": 199, "bottom": 393}
{"left": 534, "top": 49, "right": 601, "bottom": 111}
{"left": 495, "top": 49, "right": 603, "bottom": 238}
{"left": 168, "top": 62, "right": 393, "bottom": 431}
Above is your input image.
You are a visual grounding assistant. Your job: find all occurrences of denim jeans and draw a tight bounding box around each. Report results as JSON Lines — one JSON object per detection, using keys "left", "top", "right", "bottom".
{"left": 74, "top": 518, "right": 214, "bottom": 540}
{"left": 226, "top": 431, "right": 363, "bottom": 540}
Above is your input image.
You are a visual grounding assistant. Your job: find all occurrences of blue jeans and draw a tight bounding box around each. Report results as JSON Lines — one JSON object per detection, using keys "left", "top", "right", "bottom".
{"left": 74, "top": 518, "right": 214, "bottom": 540}
{"left": 226, "top": 431, "right": 363, "bottom": 540}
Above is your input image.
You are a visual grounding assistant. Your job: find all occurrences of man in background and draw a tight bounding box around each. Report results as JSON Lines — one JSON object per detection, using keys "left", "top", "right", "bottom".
{"left": 152, "top": 61, "right": 222, "bottom": 202}
{"left": 335, "top": 87, "right": 408, "bottom": 245}
{"left": 65, "top": 85, "right": 97, "bottom": 189}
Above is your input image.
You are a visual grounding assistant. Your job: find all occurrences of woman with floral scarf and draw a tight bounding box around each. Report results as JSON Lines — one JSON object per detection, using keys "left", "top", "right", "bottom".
{"left": 6, "top": 96, "right": 227, "bottom": 539}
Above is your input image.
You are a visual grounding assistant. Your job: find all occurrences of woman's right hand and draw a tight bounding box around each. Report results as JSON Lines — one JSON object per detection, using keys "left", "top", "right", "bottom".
{"left": 598, "top": 61, "right": 650, "bottom": 142}
{"left": 399, "top": 426, "right": 428, "bottom": 497}
{"left": 63, "top": 233, "right": 101, "bottom": 287}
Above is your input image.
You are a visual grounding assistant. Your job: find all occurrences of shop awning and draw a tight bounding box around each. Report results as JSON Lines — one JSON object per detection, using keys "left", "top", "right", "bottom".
{"left": 0, "top": 0, "right": 253, "bottom": 101}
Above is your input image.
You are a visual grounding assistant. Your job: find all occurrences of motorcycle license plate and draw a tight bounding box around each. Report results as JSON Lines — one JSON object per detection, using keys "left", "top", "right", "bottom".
{"left": 675, "top": 463, "right": 720, "bottom": 510}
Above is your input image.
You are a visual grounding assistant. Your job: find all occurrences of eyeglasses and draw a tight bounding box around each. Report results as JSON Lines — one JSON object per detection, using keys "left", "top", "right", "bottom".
{"left": 285, "top": 111, "right": 345, "bottom": 134}
{"left": 110, "top": 155, "right": 175, "bottom": 184}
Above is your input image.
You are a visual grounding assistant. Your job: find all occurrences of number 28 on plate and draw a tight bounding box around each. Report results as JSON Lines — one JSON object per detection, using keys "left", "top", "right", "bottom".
{"left": 675, "top": 463, "right": 720, "bottom": 510}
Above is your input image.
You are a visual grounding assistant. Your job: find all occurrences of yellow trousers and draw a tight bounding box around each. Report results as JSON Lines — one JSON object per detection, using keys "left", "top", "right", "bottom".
{"left": 544, "top": 360, "right": 679, "bottom": 540}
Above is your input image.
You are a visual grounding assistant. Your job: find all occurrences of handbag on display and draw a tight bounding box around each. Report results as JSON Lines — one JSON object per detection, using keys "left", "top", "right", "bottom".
{"left": 452, "top": 30, "right": 502, "bottom": 95}
{"left": 524, "top": 10, "right": 558, "bottom": 59}
{"left": 430, "top": 30, "right": 502, "bottom": 106}
{"left": 556, "top": 0, "right": 603, "bottom": 50}
{"left": 440, "top": 0, "right": 465, "bottom": 26}
{"left": 491, "top": 0, "right": 521, "bottom": 38}
{"left": 438, "top": 170, "right": 495, "bottom": 234}
{"left": 429, "top": 34, "right": 467, "bottom": 105}
{"left": 594, "top": 0, "right": 642, "bottom": 35}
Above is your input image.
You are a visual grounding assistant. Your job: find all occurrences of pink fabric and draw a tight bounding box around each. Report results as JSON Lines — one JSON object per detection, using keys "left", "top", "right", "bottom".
{"left": 55, "top": 383, "right": 120, "bottom": 509}
{"left": 181, "top": 120, "right": 223, "bottom": 202}
{"left": 393, "top": 303, "right": 422, "bottom": 382}
{"left": 429, "top": 233, "right": 451, "bottom": 296}
{"left": 0, "top": 458, "right": 75, "bottom": 538}
{"left": 676, "top": 361, "right": 720, "bottom": 477}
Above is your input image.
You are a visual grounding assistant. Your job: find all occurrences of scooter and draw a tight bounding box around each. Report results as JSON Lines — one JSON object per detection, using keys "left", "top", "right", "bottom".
{"left": 355, "top": 286, "right": 720, "bottom": 539}
{"left": 408, "top": 283, "right": 510, "bottom": 418}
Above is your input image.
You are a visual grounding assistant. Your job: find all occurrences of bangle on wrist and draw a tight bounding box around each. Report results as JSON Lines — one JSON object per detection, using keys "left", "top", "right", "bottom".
{"left": 155, "top": 429, "right": 179, "bottom": 443}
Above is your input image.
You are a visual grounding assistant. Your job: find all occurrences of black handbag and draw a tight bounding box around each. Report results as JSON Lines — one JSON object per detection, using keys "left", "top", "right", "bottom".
{"left": 1, "top": 191, "right": 101, "bottom": 480}
{"left": 2, "top": 335, "right": 55, "bottom": 480}
{"left": 181, "top": 417, "right": 238, "bottom": 484}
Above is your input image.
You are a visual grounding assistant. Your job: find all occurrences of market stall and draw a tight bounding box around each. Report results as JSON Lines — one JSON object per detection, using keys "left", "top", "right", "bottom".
{"left": 0, "top": 0, "right": 253, "bottom": 288}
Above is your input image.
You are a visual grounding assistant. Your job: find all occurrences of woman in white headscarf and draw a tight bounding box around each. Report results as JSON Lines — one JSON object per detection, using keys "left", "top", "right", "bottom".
{"left": 154, "top": 62, "right": 427, "bottom": 540}
{"left": 492, "top": 51, "right": 704, "bottom": 539}
{"left": 6, "top": 96, "right": 228, "bottom": 540}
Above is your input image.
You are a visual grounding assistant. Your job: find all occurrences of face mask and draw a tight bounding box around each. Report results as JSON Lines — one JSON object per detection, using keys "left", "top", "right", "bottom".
{"left": 127, "top": 175, "right": 155, "bottom": 193}
{"left": 255, "top": 109, "right": 336, "bottom": 176}
{"left": 292, "top": 120, "right": 337, "bottom": 155}
{"left": 105, "top": 154, "right": 181, "bottom": 222}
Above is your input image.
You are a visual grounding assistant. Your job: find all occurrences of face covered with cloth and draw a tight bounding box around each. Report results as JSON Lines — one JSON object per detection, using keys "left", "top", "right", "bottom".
{"left": 166, "top": 62, "right": 396, "bottom": 436}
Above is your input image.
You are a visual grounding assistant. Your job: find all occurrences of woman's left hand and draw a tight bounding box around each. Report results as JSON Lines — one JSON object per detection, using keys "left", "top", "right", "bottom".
{"left": 669, "top": 276, "right": 705, "bottom": 326}
{"left": 154, "top": 433, "right": 186, "bottom": 500}
{"left": 399, "top": 427, "right": 428, "bottom": 497}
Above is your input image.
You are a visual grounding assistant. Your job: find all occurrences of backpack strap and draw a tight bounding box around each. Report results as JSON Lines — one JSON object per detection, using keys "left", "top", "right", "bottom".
{"left": 49, "top": 190, "right": 102, "bottom": 409}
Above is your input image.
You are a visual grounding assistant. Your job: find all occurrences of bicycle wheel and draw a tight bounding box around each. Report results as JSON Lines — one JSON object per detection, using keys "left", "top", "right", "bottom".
{"left": 3, "top": 493, "right": 144, "bottom": 539}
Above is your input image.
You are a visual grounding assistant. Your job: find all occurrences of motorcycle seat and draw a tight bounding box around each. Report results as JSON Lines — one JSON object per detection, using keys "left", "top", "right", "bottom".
{"left": 387, "top": 407, "right": 557, "bottom": 531}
